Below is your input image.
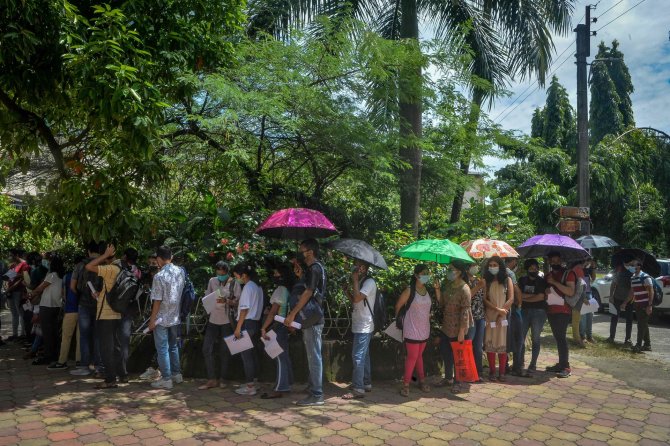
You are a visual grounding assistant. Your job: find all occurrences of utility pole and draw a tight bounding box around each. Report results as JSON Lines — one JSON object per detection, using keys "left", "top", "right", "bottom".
{"left": 575, "top": 5, "right": 593, "bottom": 235}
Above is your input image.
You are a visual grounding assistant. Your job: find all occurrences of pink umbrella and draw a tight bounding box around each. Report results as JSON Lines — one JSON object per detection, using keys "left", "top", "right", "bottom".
{"left": 460, "top": 239, "right": 519, "bottom": 259}
{"left": 255, "top": 208, "right": 338, "bottom": 239}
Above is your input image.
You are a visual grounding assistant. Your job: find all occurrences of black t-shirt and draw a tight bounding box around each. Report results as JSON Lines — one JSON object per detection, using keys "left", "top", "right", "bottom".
{"left": 518, "top": 275, "right": 547, "bottom": 310}
{"left": 305, "top": 261, "right": 326, "bottom": 325}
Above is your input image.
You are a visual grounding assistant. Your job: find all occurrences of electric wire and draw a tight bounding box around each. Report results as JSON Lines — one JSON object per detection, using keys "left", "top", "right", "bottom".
{"left": 595, "top": 0, "right": 648, "bottom": 33}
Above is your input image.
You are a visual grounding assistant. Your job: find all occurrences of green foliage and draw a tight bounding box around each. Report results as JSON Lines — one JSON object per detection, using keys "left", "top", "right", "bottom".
{"left": 623, "top": 183, "right": 666, "bottom": 254}
{"left": 605, "top": 40, "right": 635, "bottom": 128}
{"left": 589, "top": 42, "right": 625, "bottom": 145}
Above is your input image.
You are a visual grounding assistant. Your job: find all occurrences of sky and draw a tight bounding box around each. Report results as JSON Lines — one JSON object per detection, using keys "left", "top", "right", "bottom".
{"left": 483, "top": 0, "right": 670, "bottom": 173}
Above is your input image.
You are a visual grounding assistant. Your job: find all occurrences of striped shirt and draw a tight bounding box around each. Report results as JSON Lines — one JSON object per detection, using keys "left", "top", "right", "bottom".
{"left": 630, "top": 273, "right": 653, "bottom": 305}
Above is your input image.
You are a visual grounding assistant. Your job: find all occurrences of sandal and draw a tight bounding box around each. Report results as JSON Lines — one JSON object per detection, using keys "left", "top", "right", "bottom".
{"left": 488, "top": 374, "right": 497, "bottom": 382}
{"left": 419, "top": 382, "right": 431, "bottom": 393}
{"left": 260, "top": 392, "right": 284, "bottom": 399}
{"left": 400, "top": 384, "right": 410, "bottom": 397}
{"left": 94, "top": 382, "right": 118, "bottom": 390}
{"left": 435, "top": 378, "right": 453, "bottom": 387}
{"left": 342, "top": 391, "right": 365, "bottom": 400}
{"left": 497, "top": 374, "right": 507, "bottom": 382}
{"left": 198, "top": 380, "right": 219, "bottom": 390}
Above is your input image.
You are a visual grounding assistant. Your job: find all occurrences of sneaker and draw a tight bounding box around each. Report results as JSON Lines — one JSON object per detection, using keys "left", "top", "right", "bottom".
{"left": 151, "top": 378, "right": 173, "bottom": 389}
{"left": 296, "top": 395, "right": 324, "bottom": 406}
{"left": 545, "top": 363, "right": 562, "bottom": 372}
{"left": 172, "top": 373, "right": 184, "bottom": 384}
{"left": 624, "top": 339, "right": 632, "bottom": 346}
{"left": 235, "top": 385, "right": 257, "bottom": 396}
{"left": 642, "top": 345, "right": 652, "bottom": 352}
{"left": 556, "top": 368, "right": 572, "bottom": 378}
{"left": 606, "top": 337, "right": 615, "bottom": 344}
{"left": 527, "top": 365, "right": 537, "bottom": 372}
{"left": 631, "top": 345, "right": 643, "bottom": 354}
{"left": 70, "top": 367, "right": 92, "bottom": 376}
{"left": 364, "top": 385, "right": 372, "bottom": 392}
{"left": 47, "top": 362, "right": 68, "bottom": 370}
{"left": 140, "top": 367, "right": 161, "bottom": 380}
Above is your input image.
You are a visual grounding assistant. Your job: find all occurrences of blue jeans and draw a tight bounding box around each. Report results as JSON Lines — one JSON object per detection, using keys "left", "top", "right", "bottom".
{"left": 580, "top": 312, "right": 593, "bottom": 340}
{"left": 521, "top": 308, "right": 547, "bottom": 369}
{"left": 153, "top": 325, "right": 181, "bottom": 380}
{"left": 8, "top": 291, "right": 24, "bottom": 337}
{"left": 274, "top": 325, "right": 293, "bottom": 392}
{"left": 471, "top": 319, "right": 486, "bottom": 377}
{"left": 508, "top": 308, "right": 524, "bottom": 372}
{"left": 240, "top": 320, "right": 260, "bottom": 384}
{"left": 302, "top": 323, "right": 323, "bottom": 397}
{"left": 351, "top": 332, "right": 372, "bottom": 393}
{"left": 78, "top": 305, "right": 100, "bottom": 368}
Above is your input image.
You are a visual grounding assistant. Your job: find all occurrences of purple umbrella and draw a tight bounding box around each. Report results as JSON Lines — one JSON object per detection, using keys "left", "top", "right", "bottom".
{"left": 255, "top": 208, "right": 338, "bottom": 239}
{"left": 517, "top": 234, "right": 589, "bottom": 262}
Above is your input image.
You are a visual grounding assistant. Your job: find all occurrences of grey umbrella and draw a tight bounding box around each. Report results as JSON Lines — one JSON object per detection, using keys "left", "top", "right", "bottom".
{"left": 576, "top": 235, "right": 619, "bottom": 249}
{"left": 327, "top": 238, "right": 388, "bottom": 270}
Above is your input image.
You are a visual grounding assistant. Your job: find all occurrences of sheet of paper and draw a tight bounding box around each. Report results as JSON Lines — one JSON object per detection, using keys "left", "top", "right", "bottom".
{"left": 489, "top": 321, "right": 497, "bottom": 328}
{"left": 383, "top": 323, "right": 403, "bottom": 342}
{"left": 609, "top": 301, "right": 618, "bottom": 315}
{"left": 547, "top": 289, "right": 564, "bottom": 306}
{"left": 202, "top": 291, "right": 219, "bottom": 314}
{"left": 274, "top": 315, "right": 302, "bottom": 329}
{"left": 3, "top": 269, "right": 17, "bottom": 281}
{"left": 501, "top": 319, "right": 509, "bottom": 327}
{"left": 224, "top": 330, "right": 254, "bottom": 355}
{"left": 261, "top": 329, "right": 284, "bottom": 359}
{"left": 581, "top": 298, "right": 599, "bottom": 315}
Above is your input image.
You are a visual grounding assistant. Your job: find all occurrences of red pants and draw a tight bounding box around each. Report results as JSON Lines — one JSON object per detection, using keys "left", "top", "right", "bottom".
{"left": 404, "top": 341, "right": 427, "bottom": 384}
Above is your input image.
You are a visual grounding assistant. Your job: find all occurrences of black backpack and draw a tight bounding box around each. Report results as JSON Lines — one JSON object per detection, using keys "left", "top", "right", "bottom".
{"left": 104, "top": 265, "right": 143, "bottom": 314}
{"left": 362, "top": 277, "right": 387, "bottom": 332}
{"left": 179, "top": 267, "right": 196, "bottom": 322}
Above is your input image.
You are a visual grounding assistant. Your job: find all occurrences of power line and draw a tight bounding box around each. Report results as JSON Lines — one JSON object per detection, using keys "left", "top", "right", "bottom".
{"left": 595, "top": 0, "right": 648, "bottom": 33}
{"left": 594, "top": 0, "right": 625, "bottom": 21}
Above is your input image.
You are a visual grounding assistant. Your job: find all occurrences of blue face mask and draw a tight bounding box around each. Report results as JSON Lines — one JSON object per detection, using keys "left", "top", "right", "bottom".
{"left": 626, "top": 266, "right": 636, "bottom": 273}
{"left": 217, "top": 274, "right": 229, "bottom": 282}
{"left": 42, "top": 259, "right": 50, "bottom": 269}
{"left": 419, "top": 274, "right": 431, "bottom": 284}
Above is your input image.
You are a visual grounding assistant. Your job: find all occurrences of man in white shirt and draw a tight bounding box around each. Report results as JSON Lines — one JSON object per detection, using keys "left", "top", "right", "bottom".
{"left": 343, "top": 259, "right": 376, "bottom": 399}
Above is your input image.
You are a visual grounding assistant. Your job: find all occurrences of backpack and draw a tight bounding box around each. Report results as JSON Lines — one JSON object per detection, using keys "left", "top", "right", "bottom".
{"left": 179, "top": 267, "right": 196, "bottom": 322}
{"left": 104, "top": 265, "right": 143, "bottom": 314}
{"left": 76, "top": 259, "right": 103, "bottom": 305}
{"left": 639, "top": 272, "right": 663, "bottom": 307}
{"left": 562, "top": 270, "right": 588, "bottom": 308}
{"left": 362, "top": 277, "right": 387, "bottom": 332}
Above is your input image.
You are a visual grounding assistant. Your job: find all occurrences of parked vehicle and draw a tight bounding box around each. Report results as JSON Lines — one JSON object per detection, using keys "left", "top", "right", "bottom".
{"left": 591, "top": 271, "right": 614, "bottom": 312}
{"left": 654, "top": 259, "right": 670, "bottom": 314}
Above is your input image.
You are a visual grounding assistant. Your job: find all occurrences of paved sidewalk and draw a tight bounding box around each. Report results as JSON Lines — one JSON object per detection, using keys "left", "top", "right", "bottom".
{"left": 1, "top": 339, "right": 669, "bottom": 446}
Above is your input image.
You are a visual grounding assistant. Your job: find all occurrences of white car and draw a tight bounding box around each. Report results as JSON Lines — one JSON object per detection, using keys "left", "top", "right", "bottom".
{"left": 590, "top": 271, "right": 614, "bottom": 312}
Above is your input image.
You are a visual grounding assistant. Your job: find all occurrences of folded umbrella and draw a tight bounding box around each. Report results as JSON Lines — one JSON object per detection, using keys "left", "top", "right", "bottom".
{"left": 517, "top": 234, "right": 589, "bottom": 262}
{"left": 255, "top": 208, "right": 338, "bottom": 239}
{"left": 576, "top": 235, "right": 619, "bottom": 249}
{"left": 327, "top": 238, "right": 388, "bottom": 270}
{"left": 396, "top": 239, "right": 474, "bottom": 265}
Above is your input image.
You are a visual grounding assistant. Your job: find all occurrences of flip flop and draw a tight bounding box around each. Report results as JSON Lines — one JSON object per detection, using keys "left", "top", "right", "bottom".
{"left": 260, "top": 392, "right": 284, "bottom": 399}
{"left": 342, "top": 392, "right": 364, "bottom": 400}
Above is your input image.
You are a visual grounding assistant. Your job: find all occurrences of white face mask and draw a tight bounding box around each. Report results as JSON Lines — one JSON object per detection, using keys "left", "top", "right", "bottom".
{"left": 418, "top": 274, "right": 431, "bottom": 284}
{"left": 446, "top": 271, "right": 457, "bottom": 281}
{"left": 488, "top": 267, "right": 499, "bottom": 275}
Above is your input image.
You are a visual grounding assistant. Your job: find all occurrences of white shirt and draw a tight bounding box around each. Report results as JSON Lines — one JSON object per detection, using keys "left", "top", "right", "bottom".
{"left": 39, "top": 272, "right": 63, "bottom": 308}
{"left": 352, "top": 278, "right": 377, "bottom": 334}
{"left": 237, "top": 280, "right": 263, "bottom": 321}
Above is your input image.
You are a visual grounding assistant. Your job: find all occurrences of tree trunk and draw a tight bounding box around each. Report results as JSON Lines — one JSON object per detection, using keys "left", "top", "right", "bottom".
{"left": 398, "top": 0, "right": 422, "bottom": 235}
{"left": 449, "top": 90, "right": 484, "bottom": 223}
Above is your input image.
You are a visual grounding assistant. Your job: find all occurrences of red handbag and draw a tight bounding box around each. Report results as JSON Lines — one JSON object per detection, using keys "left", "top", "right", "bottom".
{"left": 451, "top": 340, "right": 479, "bottom": 382}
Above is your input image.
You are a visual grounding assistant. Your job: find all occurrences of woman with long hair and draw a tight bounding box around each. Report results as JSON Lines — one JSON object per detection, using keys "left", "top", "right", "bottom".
{"left": 29, "top": 254, "right": 65, "bottom": 367}
{"left": 395, "top": 264, "right": 433, "bottom": 397}
{"left": 483, "top": 256, "right": 514, "bottom": 381}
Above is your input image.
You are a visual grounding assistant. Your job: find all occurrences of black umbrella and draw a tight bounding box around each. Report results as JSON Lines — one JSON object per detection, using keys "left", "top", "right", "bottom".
{"left": 576, "top": 235, "right": 619, "bottom": 249}
{"left": 611, "top": 248, "right": 661, "bottom": 277}
{"left": 327, "top": 238, "right": 388, "bottom": 270}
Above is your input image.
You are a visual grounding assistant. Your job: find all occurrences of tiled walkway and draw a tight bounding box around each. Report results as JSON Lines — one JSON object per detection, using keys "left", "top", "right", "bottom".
{"left": 1, "top": 341, "right": 669, "bottom": 446}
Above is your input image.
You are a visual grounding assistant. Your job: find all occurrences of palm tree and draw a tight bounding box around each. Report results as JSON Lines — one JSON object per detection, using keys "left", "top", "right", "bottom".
{"left": 249, "top": 0, "right": 575, "bottom": 234}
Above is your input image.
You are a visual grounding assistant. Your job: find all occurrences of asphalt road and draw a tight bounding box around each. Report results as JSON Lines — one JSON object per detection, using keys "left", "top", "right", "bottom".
{"left": 591, "top": 312, "right": 670, "bottom": 364}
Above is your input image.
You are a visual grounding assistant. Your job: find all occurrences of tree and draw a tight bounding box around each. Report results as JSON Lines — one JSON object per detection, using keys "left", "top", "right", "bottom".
{"left": 606, "top": 40, "right": 635, "bottom": 128}
{"left": 542, "top": 76, "right": 576, "bottom": 158}
{"left": 531, "top": 108, "right": 545, "bottom": 139}
{"left": 589, "top": 43, "right": 624, "bottom": 145}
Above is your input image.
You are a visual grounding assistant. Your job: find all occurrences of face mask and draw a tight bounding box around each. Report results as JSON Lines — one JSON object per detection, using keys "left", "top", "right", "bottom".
{"left": 418, "top": 274, "right": 430, "bottom": 284}
{"left": 235, "top": 278, "right": 244, "bottom": 285}
{"left": 42, "top": 259, "right": 50, "bottom": 269}
{"left": 217, "top": 274, "right": 229, "bottom": 282}
{"left": 528, "top": 271, "right": 539, "bottom": 278}
{"left": 446, "top": 271, "right": 457, "bottom": 282}
{"left": 488, "top": 267, "right": 499, "bottom": 275}
{"left": 626, "top": 266, "right": 636, "bottom": 273}
{"left": 272, "top": 276, "right": 283, "bottom": 285}
{"left": 296, "top": 251, "right": 306, "bottom": 263}
{"left": 469, "top": 266, "right": 478, "bottom": 275}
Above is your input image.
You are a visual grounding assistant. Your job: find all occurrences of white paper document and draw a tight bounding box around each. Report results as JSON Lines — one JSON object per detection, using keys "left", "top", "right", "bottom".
{"left": 224, "top": 330, "right": 254, "bottom": 355}
{"left": 383, "top": 323, "right": 403, "bottom": 342}
{"left": 581, "top": 298, "right": 599, "bottom": 315}
{"left": 261, "top": 329, "right": 284, "bottom": 359}
{"left": 489, "top": 321, "right": 497, "bottom": 328}
{"left": 202, "top": 291, "right": 219, "bottom": 314}
{"left": 609, "top": 301, "right": 618, "bottom": 315}
{"left": 547, "top": 289, "right": 564, "bottom": 306}
{"left": 501, "top": 319, "right": 509, "bottom": 327}
{"left": 274, "top": 315, "right": 302, "bottom": 329}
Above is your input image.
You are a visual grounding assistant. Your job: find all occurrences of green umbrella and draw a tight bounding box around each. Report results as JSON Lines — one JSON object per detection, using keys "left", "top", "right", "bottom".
{"left": 395, "top": 239, "right": 475, "bottom": 265}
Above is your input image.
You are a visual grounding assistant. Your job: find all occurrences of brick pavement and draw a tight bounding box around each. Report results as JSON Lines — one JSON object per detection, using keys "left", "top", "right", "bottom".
{"left": 1, "top": 341, "right": 669, "bottom": 446}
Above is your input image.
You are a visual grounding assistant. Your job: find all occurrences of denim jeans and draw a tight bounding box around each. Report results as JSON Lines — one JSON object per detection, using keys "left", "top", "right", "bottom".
{"left": 118, "top": 313, "right": 133, "bottom": 378}
{"left": 439, "top": 333, "right": 458, "bottom": 381}
{"left": 40, "top": 306, "right": 61, "bottom": 362}
{"left": 202, "top": 322, "right": 233, "bottom": 381}
{"left": 609, "top": 303, "right": 634, "bottom": 341}
{"left": 302, "top": 323, "right": 323, "bottom": 397}
{"left": 78, "top": 305, "right": 99, "bottom": 367}
{"left": 153, "top": 324, "right": 181, "bottom": 380}
{"left": 579, "top": 312, "right": 593, "bottom": 340}
{"left": 471, "top": 319, "right": 486, "bottom": 377}
{"left": 97, "top": 319, "right": 122, "bottom": 384}
{"left": 8, "top": 291, "right": 24, "bottom": 337}
{"left": 508, "top": 308, "right": 524, "bottom": 372}
{"left": 240, "top": 320, "right": 260, "bottom": 385}
{"left": 521, "top": 308, "right": 547, "bottom": 369}
{"left": 274, "top": 324, "right": 293, "bottom": 392}
{"left": 547, "top": 313, "right": 571, "bottom": 369}
{"left": 351, "top": 332, "right": 372, "bottom": 393}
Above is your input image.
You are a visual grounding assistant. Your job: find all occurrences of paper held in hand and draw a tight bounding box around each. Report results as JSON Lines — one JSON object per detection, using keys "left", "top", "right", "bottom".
{"left": 383, "top": 322, "right": 403, "bottom": 342}
{"left": 3, "top": 269, "right": 17, "bottom": 281}
{"left": 547, "top": 288, "right": 564, "bottom": 306}
{"left": 224, "top": 330, "right": 254, "bottom": 355}
{"left": 580, "top": 297, "right": 599, "bottom": 315}
{"left": 201, "top": 291, "right": 218, "bottom": 314}
{"left": 274, "top": 315, "right": 301, "bottom": 329}
{"left": 261, "top": 329, "right": 284, "bottom": 359}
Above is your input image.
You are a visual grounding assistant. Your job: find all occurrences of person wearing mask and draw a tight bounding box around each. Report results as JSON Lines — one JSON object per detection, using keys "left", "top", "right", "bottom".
{"left": 623, "top": 260, "right": 654, "bottom": 353}
{"left": 284, "top": 239, "right": 327, "bottom": 407}
{"left": 579, "top": 259, "right": 597, "bottom": 344}
{"left": 22, "top": 252, "right": 48, "bottom": 342}
{"left": 342, "top": 259, "right": 377, "bottom": 400}
{"left": 5, "top": 248, "right": 30, "bottom": 341}
{"left": 545, "top": 251, "right": 579, "bottom": 378}
{"left": 505, "top": 257, "right": 524, "bottom": 376}
{"left": 49, "top": 257, "right": 84, "bottom": 370}
{"left": 199, "top": 261, "right": 241, "bottom": 390}
{"left": 435, "top": 262, "right": 473, "bottom": 393}
{"left": 232, "top": 263, "right": 264, "bottom": 396}
{"left": 29, "top": 255, "right": 65, "bottom": 367}
{"left": 607, "top": 262, "right": 634, "bottom": 345}
{"left": 483, "top": 256, "right": 514, "bottom": 381}
{"left": 396, "top": 264, "right": 433, "bottom": 397}
{"left": 518, "top": 259, "right": 547, "bottom": 374}
{"left": 260, "top": 263, "right": 295, "bottom": 399}
{"left": 466, "top": 263, "right": 486, "bottom": 382}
